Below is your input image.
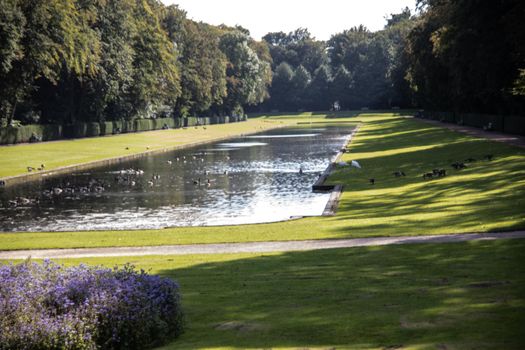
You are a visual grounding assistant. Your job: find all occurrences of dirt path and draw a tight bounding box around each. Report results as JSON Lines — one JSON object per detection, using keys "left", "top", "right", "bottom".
{"left": 417, "top": 118, "right": 525, "bottom": 148}
{"left": 1, "top": 231, "right": 524, "bottom": 259}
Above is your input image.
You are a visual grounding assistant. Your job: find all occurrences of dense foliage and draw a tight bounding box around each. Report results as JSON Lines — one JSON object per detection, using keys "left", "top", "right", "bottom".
{"left": 258, "top": 2, "right": 524, "bottom": 115}
{"left": 405, "top": 0, "right": 525, "bottom": 115}
{"left": 0, "top": 0, "right": 270, "bottom": 127}
{"left": 0, "top": 259, "right": 184, "bottom": 349}
{"left": 0, "top": 0, "right": 523, "bottom": 128}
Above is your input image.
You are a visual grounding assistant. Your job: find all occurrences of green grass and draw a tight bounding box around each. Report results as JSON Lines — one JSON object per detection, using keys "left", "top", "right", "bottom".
{"left": 10, "top": 239, "right": 523, "bottom": 349}
{"left": 1, "top": 112, "right": 524, "bottom": 250}
{"left": 0, "top": 119, "right": 288, "bottom": 179}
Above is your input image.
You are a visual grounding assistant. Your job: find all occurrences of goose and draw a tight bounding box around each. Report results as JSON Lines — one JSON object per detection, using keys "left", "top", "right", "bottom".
{"left": 17, "top": 197, "right": 31, "bottom": 205}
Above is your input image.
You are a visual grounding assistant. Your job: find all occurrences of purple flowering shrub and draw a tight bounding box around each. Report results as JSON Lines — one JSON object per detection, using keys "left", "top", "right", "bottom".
{"left": 0, "top": 259, "right": 184, "bottom": 349}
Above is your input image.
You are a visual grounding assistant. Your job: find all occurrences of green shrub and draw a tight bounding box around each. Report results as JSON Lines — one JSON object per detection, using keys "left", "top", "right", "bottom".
{"left": 173, "top": 117, "right": 183, "bottom": 129}
{"left": 41, "top": 125, "right": 63, "bottom": 141}
{"left": 155, "top": 117, "right": 176, "bottom": 129}
{"left": 63, "top": 123, "right": 88, "bottom": 138}
{"left": 100, "top": 122, "right": 113, "bottom": 136}
{"left": 122, "top": 120, "right": 134, "bottom": 133}
{"left": 0, "top": 127, "right": 18, "bottom": 144}
{"left": 185, "top": 117, "right": 198, "bottom": 127}
{"left": 87, "top": 123, "right": 101, "bottom": 137}
{"left": 134, "top": 119, "right": 154, "bottom": 132}
{"left": 18, "top": 125, "right": 44, "bottom": 143}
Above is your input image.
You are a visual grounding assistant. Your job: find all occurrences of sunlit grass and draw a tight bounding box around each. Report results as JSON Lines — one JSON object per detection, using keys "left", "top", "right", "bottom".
{"left": 0, "top": 112, "right": 524, "bottom": 250}
{"left": 13, "top": 239, "right": 522, "bottom": 349}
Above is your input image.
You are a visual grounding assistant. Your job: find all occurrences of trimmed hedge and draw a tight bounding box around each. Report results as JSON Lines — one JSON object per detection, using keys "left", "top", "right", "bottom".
{"left": 134, "top": 118, "right": 154, "bottom": 132}
{"left": 0, "top": 124, "right": 65, "bottom": 144}
{"left": 42, "top": 125, "right": 62, "bottom": 141}
{"left": 0, "top": 115, "right": 247, "bottom": 144}
{"left": 100, "top": 121, "right": 113, "bottom": 136}
{"left": 0, "top": 126, "right": 20, "bottom": 144}
{"left": 87, "top": 122, "right": 101, "bottom": 137}
{"left": 184, "top": 117, "right": 198, "bottom": 127}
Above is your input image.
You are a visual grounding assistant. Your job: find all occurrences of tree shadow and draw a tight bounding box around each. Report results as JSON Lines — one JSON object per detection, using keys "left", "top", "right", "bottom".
{"left": 322, "top": 116, "right": 525, "bottom": 238}
{"left": 154, "top": 240, "right": 525, "bottom": 349}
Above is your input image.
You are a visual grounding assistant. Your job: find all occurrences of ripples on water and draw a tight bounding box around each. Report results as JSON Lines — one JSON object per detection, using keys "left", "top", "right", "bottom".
{"left": 0, "top": 125, "right": 354, "bottom": 232}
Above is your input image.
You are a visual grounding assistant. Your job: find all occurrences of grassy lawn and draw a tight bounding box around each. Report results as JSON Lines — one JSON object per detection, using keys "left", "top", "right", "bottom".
{"left": 6, "top": 239, "right": 521, "bottom": 349}
{"left": 1, "top": 112, "right": 524, "bottom": 250}
{"left": 0, "top": 118, "right": 288, "bottom": 179}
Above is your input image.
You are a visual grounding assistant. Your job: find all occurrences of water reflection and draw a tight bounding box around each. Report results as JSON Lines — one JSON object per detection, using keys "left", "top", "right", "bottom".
{"left": 0, "top": 125, "right": 353, "bottom": 232}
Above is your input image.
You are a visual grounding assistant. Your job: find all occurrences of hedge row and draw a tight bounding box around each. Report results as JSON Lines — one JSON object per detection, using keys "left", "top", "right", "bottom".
{"left": 0, "top": 116, "right": 246, "bottom": 145}
{"left": 419, "top": 111, "right": 525, "bottom": 135}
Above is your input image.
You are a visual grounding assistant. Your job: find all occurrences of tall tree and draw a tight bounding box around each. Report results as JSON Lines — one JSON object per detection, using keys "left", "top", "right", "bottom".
{"left": 219, "top": 30, "right": 269, "bottom": 115}
{"left": 163, "top": 6, "right": 227, "bottom": 117}
{"left": 307, "top": 65, "right": 332, "bottom": 111}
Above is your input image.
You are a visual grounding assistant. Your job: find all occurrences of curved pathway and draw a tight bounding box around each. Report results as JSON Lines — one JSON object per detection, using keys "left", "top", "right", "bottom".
{"left": 1, "top": 231, "right": 524, "bottom": 259}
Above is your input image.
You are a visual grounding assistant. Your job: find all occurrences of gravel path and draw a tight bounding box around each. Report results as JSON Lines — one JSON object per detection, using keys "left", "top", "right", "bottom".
{"left": 417, "top": 118, "right": 525, "bottom": 148}
{"left": 1, "top": 231, "right": 524, "bottom": 259}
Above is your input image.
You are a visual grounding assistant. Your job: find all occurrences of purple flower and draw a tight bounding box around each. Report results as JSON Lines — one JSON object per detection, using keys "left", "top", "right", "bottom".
{"left": 0, "top": 260, "right": 184, "bottom": 349}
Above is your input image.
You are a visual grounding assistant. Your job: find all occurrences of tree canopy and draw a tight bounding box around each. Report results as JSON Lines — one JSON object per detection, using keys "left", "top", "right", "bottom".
{"left": 0, "top": 0, "right": 523, "bottom": 127}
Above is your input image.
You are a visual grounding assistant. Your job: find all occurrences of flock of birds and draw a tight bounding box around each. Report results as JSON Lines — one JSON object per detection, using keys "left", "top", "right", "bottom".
{"left": 368, "top": 154, "right": 495, "bottom": 185}
{"left": 6, "top": 152, "right": 233, "bottom": 209}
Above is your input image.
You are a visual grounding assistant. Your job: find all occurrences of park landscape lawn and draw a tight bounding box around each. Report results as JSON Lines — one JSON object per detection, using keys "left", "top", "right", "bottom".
{"left": 15, "top": 238, "right": 522, "bottom": 349}
{"left": 1, "top": 112, "right": 525, "bottom": 349}
{"left": 0, "top": 112, "right": 524, "bottom": 250}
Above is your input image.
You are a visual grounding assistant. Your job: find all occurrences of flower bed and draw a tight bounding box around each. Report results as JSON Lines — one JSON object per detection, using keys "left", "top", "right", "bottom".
{"left": 0, "top": 260, "right": 184, "bottom": 349}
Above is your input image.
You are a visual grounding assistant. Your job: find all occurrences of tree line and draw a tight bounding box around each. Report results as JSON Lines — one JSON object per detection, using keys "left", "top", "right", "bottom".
{"left": 0, "top": 0, "right": 523, "bottom": 128}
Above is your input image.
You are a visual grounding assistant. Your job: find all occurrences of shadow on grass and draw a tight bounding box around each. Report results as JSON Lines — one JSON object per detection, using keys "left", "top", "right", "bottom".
{"left": 154, "top": 240, "right": 525, "bottom": 349}
{"left": 323, "top": 116, "right": 525, "bottom": 237}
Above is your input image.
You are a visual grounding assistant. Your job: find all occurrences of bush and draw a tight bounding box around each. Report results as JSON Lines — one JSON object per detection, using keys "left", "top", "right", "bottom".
{"left": 121, "top": 120, "right": 134, "bottom": 133}
{"left": 0, "top": 127, "right": 18, "bottom": 144}
{"left": 184, "top": 117, "right": 198, "bottom": 127}
{"left": 100, "top": 122, "right": 113, "bottom": 136}
{"left": 63, "top": 123, "right": 88, "bottom": 138}
{"left": 42, "top": 125, "right": 63, "bottom": 141}
{"left": 174, "top": 117, "right": 183, "bottom": 128}
{"left": 86, "top": 123, "right": 101, "bottom": 137}
{"left": 155, "top": 117, "right": 176, "bottom": 129}
{"left": 134, "top": 119, "right": 154, "bottom": 132}
{"left": 0, "top": 260, "right": 184, "bottom": 350}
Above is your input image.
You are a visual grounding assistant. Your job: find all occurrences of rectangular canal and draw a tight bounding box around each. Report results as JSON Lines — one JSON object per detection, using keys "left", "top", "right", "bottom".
{"left": 0, "top": 124, "right": 354, "bottom": 232}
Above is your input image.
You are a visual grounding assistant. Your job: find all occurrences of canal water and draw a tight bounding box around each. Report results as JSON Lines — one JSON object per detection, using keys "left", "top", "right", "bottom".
{"left": 0, "top": 125, "right": 354, "bottom": 232}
